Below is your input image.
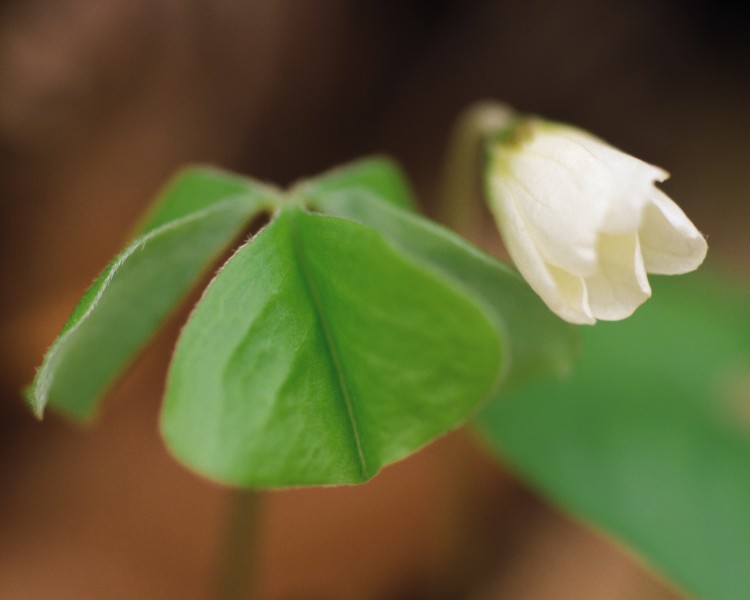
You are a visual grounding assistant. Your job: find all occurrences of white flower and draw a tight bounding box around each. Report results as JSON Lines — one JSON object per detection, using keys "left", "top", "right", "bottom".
{"left": 486, "top": 118, "right": 708, "bottom": 324}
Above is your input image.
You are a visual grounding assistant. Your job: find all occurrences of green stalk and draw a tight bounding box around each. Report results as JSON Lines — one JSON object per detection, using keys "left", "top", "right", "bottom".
{"left": 216, "top": 489, "right": 262, "bottom": 599}
{"left": 436, "top": 102, "right": 514, "bottom": 237}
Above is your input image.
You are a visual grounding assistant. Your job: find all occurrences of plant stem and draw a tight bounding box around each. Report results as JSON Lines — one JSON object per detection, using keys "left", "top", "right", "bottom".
{"left": 436, "top": 101, "right": 514, "bottom": 237}
{"left": 216, "top": 489, "right": 262, "bottom": 600}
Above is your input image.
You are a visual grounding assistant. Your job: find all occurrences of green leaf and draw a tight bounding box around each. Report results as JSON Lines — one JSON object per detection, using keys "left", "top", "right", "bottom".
{"left": 295, "top": 156, "right": 416, "bottom": 211}
{"left": 161, "top": 206, "right": 503, "bottom": 487}
{"left": 28, "top": 169, "right": 274, "bottom": 419}
{"left": 475, "top": 270, "right": 750, "bottom": 600}
{"left": 309, "top": 189, "right": 579, "bottom": 389}
{"left": 135, "top": 166, "right": 278, "bottom": 234}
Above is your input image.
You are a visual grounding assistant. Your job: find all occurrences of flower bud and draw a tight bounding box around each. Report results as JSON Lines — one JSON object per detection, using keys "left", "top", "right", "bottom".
{"left": 486, "top": 118, "right": 708, "bottom": 324}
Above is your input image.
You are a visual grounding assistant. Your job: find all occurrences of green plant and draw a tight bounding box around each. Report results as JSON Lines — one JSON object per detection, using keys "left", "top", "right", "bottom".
{"left": 26, "top": 103, "right": 750, "bottom": 599}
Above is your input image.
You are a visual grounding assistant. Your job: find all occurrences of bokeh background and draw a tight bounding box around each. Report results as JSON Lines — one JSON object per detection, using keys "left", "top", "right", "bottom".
{"left": 1, "top": 1, "right": 748, "bottom": 598}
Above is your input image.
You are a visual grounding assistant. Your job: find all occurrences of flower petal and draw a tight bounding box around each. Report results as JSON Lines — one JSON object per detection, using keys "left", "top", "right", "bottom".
{"left": 586, "top": 233, "right": 651, "bottom": 320}
{"left": 544, "top": 123, "right": 669, "bottom": 235}
{"left": 510, "top": 128, "right": 612, "bottom": 230}
{"left": 547, "top": 264, "right": 595, "bottom": 324}
{"left": 489, "top": 177, "right": 595, "bottom": 324}
{"left": 490, "top": 174, "right": 598, "bottom": 276}
{"left": 487, "top": 186, "right": 559, "bottom": 304}
{"left": 551, "top": 125, "right": 669, "bottom": 186}
{"left": 639, "top": 188, "right": 708, "bottom": 274}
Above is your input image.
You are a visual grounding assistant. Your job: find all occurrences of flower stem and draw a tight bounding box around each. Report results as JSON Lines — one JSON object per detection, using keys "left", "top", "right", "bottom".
{"left": 436, "top": 101, "right": 514, "bottom": 236}
{"left": 216, "top": 489, "right": 262, "bottom": 600}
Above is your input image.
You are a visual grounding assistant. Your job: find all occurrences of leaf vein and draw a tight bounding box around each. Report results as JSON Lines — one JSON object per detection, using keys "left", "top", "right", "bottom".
{"left": 288, "top": 212, "right": 371, "bottom": 480}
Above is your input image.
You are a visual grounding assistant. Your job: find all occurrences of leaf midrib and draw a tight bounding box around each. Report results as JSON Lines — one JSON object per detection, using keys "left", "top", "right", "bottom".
{"left": 288, "top": 211, "right": 371, "bottom": 480}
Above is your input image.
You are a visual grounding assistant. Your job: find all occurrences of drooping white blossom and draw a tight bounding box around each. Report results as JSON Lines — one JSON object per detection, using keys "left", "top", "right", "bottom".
{"left": 486, "top": 118, "right": 708, "bottom": 324}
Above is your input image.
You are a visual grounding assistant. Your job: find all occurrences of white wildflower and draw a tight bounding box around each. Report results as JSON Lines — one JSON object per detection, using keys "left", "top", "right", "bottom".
{"left": 486, "top": 118, "right": 708, "bottom": 324}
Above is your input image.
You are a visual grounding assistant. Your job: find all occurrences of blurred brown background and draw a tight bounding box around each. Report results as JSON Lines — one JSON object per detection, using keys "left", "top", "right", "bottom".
{"left": 1, "top": 1, "right": 748, "bottom": 598}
